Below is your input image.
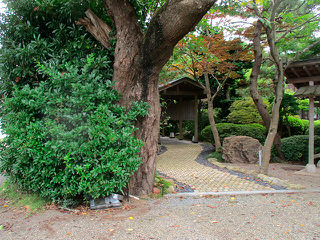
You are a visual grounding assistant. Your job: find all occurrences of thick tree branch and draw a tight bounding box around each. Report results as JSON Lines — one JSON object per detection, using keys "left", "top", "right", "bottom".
{"left": 75, "top": 9, "right": 112, "bottom": 49}
{"left": 141, "top": 0, "right": 215, "bottom": 70}
{"left": 249, "top": 20, "right": 271, "bottom": 127}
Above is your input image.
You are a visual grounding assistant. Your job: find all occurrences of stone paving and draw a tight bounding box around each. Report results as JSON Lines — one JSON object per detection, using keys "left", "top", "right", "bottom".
{"left": 157, "top": 138, "right": 273, "bottom": 193}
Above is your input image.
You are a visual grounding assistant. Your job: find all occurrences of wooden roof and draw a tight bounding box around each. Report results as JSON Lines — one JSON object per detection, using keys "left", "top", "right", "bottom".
{"left": 159, "top": 77, "right": 206, "bottom": 99}
{"left": 284, "top": 58, "right": 320, "bottom": 89}
{"left": 294, "top": 85, "right": 320, "bottom": 97}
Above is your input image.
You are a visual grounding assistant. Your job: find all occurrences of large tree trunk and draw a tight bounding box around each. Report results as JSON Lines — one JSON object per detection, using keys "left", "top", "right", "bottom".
{"left": 100, "top": 0, "right": 215, "bottom": 195}
{"left": 204, "top": 73, "right": 221, "bottom": 151}
{"left": 249, "top": 20, "right": 285, "bottom": 162}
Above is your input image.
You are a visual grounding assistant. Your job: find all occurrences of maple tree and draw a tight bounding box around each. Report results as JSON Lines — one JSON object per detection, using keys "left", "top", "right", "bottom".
{"left": 166, "top": 15, "right": 253, "bottom": 151}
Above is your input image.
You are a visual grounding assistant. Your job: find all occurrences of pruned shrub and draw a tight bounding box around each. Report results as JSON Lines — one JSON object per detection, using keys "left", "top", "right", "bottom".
{"left": 306, "top": 120, "right": 320, "bottom": 136}
{"left": 280, "top": 116, "right": 305, "bottom": 137}
{"left": 279, "top": 135, "right": 320, "bottom": 164}
{"left": 227, "top": 98, "right": 270, "bottom": 125}
{"left": 0, "top": 56, "right": 149, "bottom": 206}
{"left": 201, "top": 123, "right": 267, "bottom": 145}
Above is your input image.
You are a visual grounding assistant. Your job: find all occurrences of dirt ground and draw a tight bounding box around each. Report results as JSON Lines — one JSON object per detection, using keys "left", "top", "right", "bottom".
{"left": 1, "top": 192, "right": 320, "bottom": 240}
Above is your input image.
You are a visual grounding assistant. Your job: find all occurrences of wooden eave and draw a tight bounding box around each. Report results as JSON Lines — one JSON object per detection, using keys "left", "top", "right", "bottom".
{"left": 293, "top": 85, "right": 320, "bottom": 97}
{"left": 159, "top": 77, "right": 207, "bottom": 99}
{"left": 284, "top": 58, "right": 320, "bottom": 89}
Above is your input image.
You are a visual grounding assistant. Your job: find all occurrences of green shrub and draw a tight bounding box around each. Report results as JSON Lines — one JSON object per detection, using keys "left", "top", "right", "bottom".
{"left": 208, "top": 151, "right": 224, "bottom": 162}
{"left": 201, "top": 123, "right": 267, "bottom": 145}
{"left": 0, "top": 56, "right": 149, "bottom": 206}
{"left": 280, "top": 135, "right": 320, "bottom": 164}
{"left": 301, "top": 119, "right": 309, "bottom": 131}
{"left": 227, "top": 98, "right": 270, "bottom": 124}
{"left": 154, "top": 174, "right": 173, "bottom": 195}
{"left": 280, "top": 116, "right": 305, "bottom": 137}
{"left": 306, "top": 120, "right": 320, "bottom": 136}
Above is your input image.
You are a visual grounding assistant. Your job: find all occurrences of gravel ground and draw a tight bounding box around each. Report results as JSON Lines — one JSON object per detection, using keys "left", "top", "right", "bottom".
{"left": 1, "top": 192, "right": 319, "bottom": 240}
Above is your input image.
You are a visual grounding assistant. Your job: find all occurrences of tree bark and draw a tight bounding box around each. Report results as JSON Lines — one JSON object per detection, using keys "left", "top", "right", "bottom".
{"left": 100, "top": 0, "right": 215, "bottom": 195}
{"left": 204, "top": 73, "right": 221, "bottom": 151}
{"left": 76, "top": 9, "right": 112, "bottom": 49}
{"left": 249, "top": 20, "right": 284, "bottom": 161}
{"left": 260, "top": 16, "right": 284, "bottom": 174}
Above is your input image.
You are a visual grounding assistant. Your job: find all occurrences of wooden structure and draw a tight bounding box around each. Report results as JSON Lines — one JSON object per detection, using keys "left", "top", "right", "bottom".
{"left": 284, "top": 58, "right": 320, "bottom": 172}
{"left": 159, "top": 77, "right": 206, "bottom": 142}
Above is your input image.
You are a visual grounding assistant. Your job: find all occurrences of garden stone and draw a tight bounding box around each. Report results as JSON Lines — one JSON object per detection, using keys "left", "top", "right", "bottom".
{"left": 167, "top": 185, "right": 175, "bottom": 194}
{"left": 222, "top": 136, "right": 262, "bottom": 164}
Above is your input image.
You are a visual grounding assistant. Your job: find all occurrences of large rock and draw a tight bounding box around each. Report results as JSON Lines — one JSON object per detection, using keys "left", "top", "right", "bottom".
{"left": 222, "top": 136, "right": 262, "bottom": 164}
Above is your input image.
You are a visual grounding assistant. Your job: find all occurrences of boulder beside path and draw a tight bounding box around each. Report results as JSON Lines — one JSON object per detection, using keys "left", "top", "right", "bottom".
{"left": 222, "top": 136, "right": 262, "bottom": 164}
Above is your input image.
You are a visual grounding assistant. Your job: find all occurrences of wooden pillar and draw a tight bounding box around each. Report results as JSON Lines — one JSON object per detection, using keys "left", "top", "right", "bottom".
{"left": 178, "top": 97, "right": 183, "bottom": 140}
{"left": 307, "top": 81, "right": 317, "bottom": 172}
{"left": 193, "top": 95, "right": 199, "bottom": 143}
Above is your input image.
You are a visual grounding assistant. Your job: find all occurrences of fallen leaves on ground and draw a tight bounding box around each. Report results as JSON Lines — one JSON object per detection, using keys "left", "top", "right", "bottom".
{"left": 211, "top": 221, "right": 219, "bottom": 223}
{"left": 207, "top": 205, "right": 217, "bottom": 209}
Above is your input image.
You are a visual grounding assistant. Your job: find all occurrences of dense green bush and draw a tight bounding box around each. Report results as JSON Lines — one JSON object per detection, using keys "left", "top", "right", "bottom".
{"left": 306, "top": 120, "right": 320, "bottom": 135}
{"left": 227, "top": 98, "right": 270, "bottom": 125}
{"left": 0, "top": 56, "right": 148, "bottom": 205}
{"left": 0, "top": 1, "right": 148, "bottom": 206}
{"left": 0, "top": 0, "right": 111, "bottom": 97}
{"left": 201, "top": 123, "right": 267, "bottom": 145}
{"left": 280, "top": 116, "right": 305, "bottom": 137}
{"left": 301, "top": 119, "right": 309, "bottom": 132}
{"left": 279, "top": 135, "right": 320, "bottom": 164}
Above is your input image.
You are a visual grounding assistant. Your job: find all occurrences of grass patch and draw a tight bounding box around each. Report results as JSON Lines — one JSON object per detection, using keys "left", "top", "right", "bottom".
{"left": 154, "top": 172, "right": 173, "bottom": 196}
{"left": 0, "top": 179, "right": 48, "bottom": 213}
{"left": 208, "top": 151, "right": 225, "bottom": 162}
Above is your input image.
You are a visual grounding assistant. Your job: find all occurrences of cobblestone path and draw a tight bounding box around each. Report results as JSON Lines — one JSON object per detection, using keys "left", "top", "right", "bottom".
{"left": 156, "top": 139, "right": 272, "bottom": 193}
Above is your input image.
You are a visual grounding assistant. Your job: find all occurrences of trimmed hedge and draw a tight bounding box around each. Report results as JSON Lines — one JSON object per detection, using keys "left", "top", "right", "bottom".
{"left": 201, "top": 123, "right": 267, "bottom": 145}
{"left": 227, "top": 98, "right": 270, "bottom": 125}
{"left": 306, "top": 120, "right": 320, "bottom": 136}
{"left": 279, "top": 135, "right": 320, "bottom": 164}
{"left": 280, "top": 116, "right": 305, "bottom": 137}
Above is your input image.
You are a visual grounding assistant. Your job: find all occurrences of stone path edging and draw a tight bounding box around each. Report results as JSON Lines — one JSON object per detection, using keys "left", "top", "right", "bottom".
{"left": 208, "top": 158, "right": 306, "bottom": 190}
{"left": 165, "top": 188, "right": 320, "bottom": 198}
